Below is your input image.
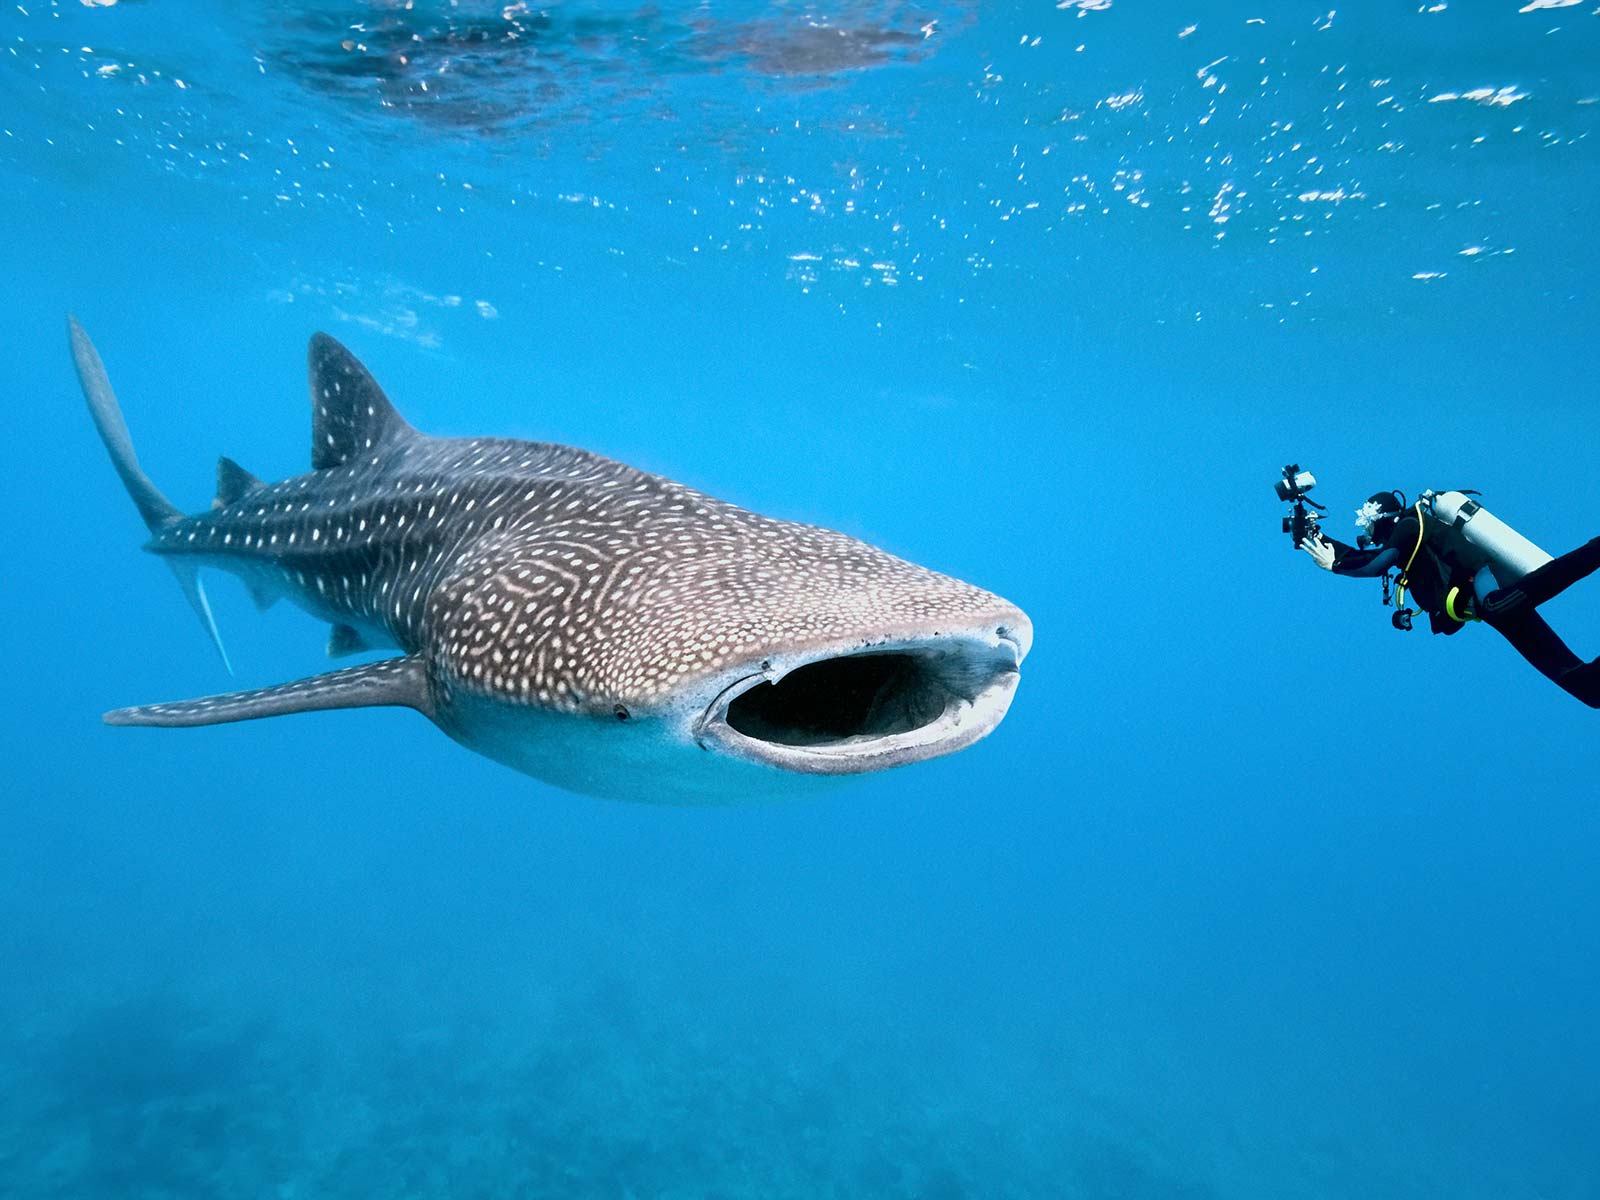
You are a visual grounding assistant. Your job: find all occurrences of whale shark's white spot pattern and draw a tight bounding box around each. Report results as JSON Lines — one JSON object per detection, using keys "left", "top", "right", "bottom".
{"left": 151, "top": 429, "right": 1010, "bottom": 717}
{"left": 134, "top": 332, "right": 1019, "bottom": 724}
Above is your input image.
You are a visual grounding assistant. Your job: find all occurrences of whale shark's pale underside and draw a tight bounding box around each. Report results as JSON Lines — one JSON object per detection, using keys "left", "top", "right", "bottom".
{"left": 72, "top": 317, "right": 1032, "bottom": 801}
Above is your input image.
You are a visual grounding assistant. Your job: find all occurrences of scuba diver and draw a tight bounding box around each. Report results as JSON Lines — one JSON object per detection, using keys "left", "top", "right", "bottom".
{"left": 1297, "top": 486, "right": 1600, "bottom": 707}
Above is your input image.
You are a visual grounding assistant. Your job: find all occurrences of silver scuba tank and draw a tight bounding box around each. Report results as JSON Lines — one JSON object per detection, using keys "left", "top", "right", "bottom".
{"left": 1423, "top": 490, "right": 1552, "bottom": 587}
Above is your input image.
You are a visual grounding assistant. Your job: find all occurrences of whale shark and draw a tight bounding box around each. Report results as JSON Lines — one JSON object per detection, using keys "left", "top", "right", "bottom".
{"left": 72, "top": 317, "right": 1032, "bottom": 801}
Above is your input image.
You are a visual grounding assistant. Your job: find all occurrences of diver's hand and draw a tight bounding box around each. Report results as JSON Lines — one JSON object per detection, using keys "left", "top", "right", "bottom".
{"left": 1300, "top": 536, "right": 1335, "bottom": 571}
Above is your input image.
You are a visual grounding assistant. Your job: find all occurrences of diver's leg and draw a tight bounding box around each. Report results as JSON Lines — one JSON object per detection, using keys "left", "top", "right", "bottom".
{"left": 1483, "top": 608, "right": 1600, "bottom": 707}
{"left": 1483, "top": 535, "right": 1600, "bottom": 617}
{"left": 1553, "top": 660, "right": 1600, "bottom": 707}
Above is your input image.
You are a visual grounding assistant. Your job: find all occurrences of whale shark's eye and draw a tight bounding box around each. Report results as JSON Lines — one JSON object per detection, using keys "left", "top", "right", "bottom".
{"left": 613, "top": 705, "right": 630, "bottom": 722}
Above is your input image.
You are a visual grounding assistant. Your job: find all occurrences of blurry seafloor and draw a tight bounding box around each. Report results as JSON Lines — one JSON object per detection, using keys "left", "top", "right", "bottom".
{"left": 2, "top": 2, "right": 1599, "bottom": 1198}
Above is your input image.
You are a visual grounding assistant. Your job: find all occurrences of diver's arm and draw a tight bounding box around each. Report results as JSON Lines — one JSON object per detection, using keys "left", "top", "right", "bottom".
{"left": 1331, "top": 544, "right": 1400, "bottom": 578}
{"left": 1301, "top": 533, "right": 1401, "bottom": 577}
{"left": 1337, "top": 513, "right": 1423, "bottom": 578}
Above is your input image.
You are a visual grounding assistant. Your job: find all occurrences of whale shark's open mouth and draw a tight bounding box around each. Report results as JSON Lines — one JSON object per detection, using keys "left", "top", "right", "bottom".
{"left": 694, "top": 630, "right": 1025, "bottom": 775}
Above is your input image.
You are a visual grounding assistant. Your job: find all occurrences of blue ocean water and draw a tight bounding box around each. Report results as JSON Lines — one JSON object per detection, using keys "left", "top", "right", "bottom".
{"left": 3, "top": 1, "right": 1598, "bottom": 1195}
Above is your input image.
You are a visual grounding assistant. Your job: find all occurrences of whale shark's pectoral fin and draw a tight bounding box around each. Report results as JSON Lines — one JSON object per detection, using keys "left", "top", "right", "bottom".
{"left": 103, "top": 655, "right": 432, "bottom": 728}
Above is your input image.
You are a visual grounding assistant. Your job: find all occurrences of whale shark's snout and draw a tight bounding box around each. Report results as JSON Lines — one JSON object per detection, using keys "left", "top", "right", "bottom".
{"left": 693, "top": 617, "right": 1030, "bottom": 775}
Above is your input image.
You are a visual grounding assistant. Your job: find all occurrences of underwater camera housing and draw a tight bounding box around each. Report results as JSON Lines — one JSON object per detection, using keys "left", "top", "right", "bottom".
{"left": 1277, "top": 463, "right": 1325, "bottom": 545}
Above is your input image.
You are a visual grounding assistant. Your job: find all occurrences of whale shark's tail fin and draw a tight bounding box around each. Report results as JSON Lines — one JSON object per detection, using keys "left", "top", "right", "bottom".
{"left": 69, "top": 315, "right": 232, "bottom": 674}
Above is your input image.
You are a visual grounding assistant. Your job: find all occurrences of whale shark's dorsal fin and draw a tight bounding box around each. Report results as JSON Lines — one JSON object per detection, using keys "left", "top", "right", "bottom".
{"left": 103, "top": 655, "right": 432, "bottom": 727}
{"left": 307, "top": 333, "right": 416, "bottom": 470}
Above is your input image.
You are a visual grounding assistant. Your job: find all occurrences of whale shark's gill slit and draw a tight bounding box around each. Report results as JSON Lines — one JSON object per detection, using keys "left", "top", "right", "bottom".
{"left": 724, "top": 652, "right": 952, "bottom": 748}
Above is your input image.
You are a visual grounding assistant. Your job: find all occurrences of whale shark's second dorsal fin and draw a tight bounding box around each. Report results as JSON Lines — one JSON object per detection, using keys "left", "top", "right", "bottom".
{"left": 307, "top": 333, "right": 417, "bottom": 471}
{"left": 214, "top": 456, "right": 264, "bottom": 508}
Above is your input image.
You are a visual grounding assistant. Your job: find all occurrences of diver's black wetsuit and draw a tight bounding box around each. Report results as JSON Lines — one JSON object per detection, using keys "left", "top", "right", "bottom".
{"left": 1328, "top": 521, "right": 1600, "bottom": 706}
{"left": 1324, "top": 514, "right": 1462, "bottom": 636}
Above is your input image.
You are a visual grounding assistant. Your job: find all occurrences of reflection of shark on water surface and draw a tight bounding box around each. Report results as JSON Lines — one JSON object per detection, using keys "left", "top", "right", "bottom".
{"left": 72, "top": 318, "right": 1031, "bottom": 802}
{"left": 271, "top": 3, "right": 950, "bottom": 135}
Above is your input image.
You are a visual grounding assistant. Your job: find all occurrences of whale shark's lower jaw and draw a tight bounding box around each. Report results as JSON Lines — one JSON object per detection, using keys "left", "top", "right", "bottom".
{"left": 692, "top": 624, "right": 1028, "bottom": 776}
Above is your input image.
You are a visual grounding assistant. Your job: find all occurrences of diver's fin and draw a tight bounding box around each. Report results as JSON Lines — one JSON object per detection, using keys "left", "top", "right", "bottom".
{"left": 307, "top": 333, "right": 417, "bottom": 470}
{"left": 214, "top": 456, "right": 265, "bottom": 508}
{"left": 104, "top": 655, "right": 432, "bottom": 727}
{"left": 326, "top": 622, "right": 372, "bottom": 658}
{"left": 70, "top": 315, "right": 232, "bottom": 672}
